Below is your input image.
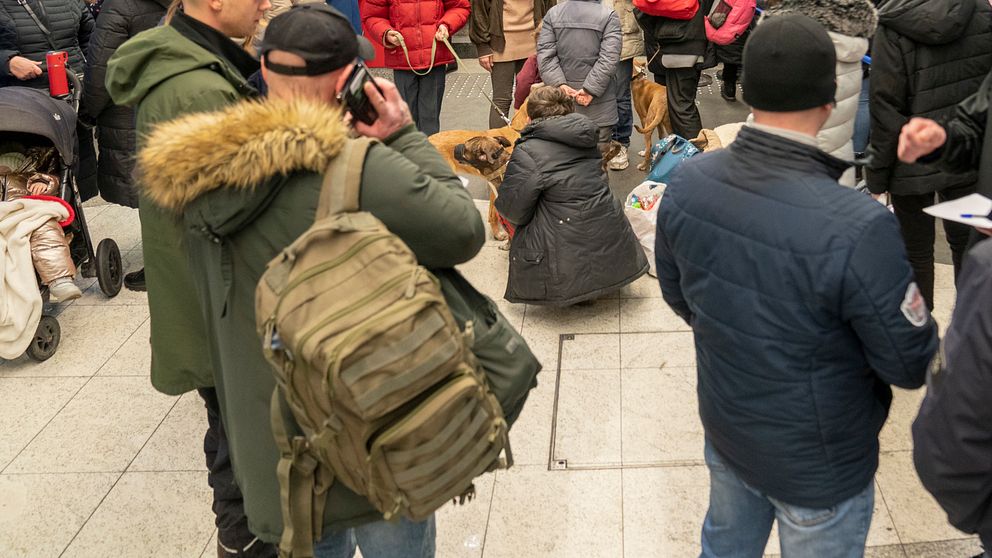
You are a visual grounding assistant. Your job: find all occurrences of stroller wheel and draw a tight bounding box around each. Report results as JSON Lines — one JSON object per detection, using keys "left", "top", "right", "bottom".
{"left": 26, "top": 315, "right": 60, "bottom": 362}
{"left": 96, "top": 239, "right": 123, "bottom": 298}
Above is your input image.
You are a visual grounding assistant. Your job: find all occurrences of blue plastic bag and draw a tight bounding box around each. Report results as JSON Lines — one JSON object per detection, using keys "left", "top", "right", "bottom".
{"left": 646, "top": 134, "right": 700, "bottom": 184}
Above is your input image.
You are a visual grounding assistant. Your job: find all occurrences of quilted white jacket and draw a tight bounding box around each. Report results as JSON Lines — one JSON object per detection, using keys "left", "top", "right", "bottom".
{"left": 818, "top": 31, "right": 868, "bottom": 186}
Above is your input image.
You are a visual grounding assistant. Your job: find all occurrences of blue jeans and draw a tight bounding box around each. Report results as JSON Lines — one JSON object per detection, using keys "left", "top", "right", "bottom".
{"left": 393, "top": 68, "right": 446, "bottom": 137}
{"left": 313, "top": 515, "right": 436, "bottom": 558}
{"left": 613, "top": 57, "right": 634, "bottom": 147}
{"left": 852, "top": 77, "right": 870, "bottom": 155}
{"left": 701, "top": 441, "right": 873, "bottom": 558}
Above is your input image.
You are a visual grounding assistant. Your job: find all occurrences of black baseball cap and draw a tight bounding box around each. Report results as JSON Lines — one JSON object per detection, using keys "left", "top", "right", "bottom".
{"left": 261, "top": 3, "right": 376, "bottom": 76}
{"left": 742, "top": 14, "right": 837, "bottom": 112}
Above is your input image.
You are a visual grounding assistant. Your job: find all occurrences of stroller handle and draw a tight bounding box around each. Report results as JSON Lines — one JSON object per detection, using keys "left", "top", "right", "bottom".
{"left": 66, "top": 69, "right": 82, "bottom": 112}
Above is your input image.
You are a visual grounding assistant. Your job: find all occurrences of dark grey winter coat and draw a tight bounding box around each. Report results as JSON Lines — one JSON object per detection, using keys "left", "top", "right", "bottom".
{"left": 0, "top": 0, "right": 93, "bottom": 88}
{"left": 495, "top": 113, "right": 648, "bottom": 305}
{"left": 81, "top": 0, "right": 168, "bottom": 208}
{"left": 537, "top": 0, "right": 622, "bottom": 128}
{"left": 865, "top": 0, "right": 992, "bottom": 196}
{"left": 913, "top": 238, "right": 992, "bottom": 551}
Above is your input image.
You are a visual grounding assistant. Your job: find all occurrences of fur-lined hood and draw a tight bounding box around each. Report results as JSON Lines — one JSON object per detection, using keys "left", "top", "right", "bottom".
{"left": 771, "top": 0, "right": 878, "bottom": 39}
{"left": 138, "top": 99, "right": 349, "bottom": 212}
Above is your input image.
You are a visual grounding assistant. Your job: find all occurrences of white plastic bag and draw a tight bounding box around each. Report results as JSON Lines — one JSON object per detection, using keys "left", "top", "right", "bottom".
{"left": 624, "top": 181, "right": 666, "bottom": 277}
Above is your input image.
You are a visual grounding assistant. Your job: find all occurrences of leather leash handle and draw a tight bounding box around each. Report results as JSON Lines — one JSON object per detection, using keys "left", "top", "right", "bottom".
{"left": 393, "top": 34, "right": 512, "bottom": 126}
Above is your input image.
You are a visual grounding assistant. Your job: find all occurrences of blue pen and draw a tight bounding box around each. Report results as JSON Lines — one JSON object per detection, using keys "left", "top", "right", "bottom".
{"left": 961, "top": 214, "right": 989, "bottom": 219}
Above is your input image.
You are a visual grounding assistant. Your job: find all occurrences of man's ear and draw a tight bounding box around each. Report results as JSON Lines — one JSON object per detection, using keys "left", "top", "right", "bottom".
{"left": 497, "top": 136, "right": 512, "bottom": 147}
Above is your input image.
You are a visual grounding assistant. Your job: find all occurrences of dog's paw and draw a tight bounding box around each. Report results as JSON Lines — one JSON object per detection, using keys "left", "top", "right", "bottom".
{"left": 493, "top": 229, "right": 509, "bottom": 242}
{"left": 498, "top": 240, "right": 511, "bottom": 251}
{"left": 637, "top": 161, "right": 649, "bottom": 172}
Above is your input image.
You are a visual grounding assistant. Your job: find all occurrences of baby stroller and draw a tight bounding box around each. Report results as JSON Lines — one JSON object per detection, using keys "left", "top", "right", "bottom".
{"left": 0, "top": 75, "right": 124, "bottom": 361}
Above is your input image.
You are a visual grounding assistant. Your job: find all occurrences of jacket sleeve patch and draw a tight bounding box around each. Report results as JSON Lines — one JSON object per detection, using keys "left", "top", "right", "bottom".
{"left": 901, "top": 281, "right": 930, "bottom": 327}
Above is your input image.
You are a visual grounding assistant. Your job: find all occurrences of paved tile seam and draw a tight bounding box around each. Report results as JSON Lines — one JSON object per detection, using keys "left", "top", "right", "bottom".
{"left": 56, "top": 396, "right": 182, "bottom": 557}
{"left": 0, "top": 376, "right": 90, "bottom": 475}
{"left": 94, "top": 316, "right": 150, "bottom": 376}
{"left": 200, "top": 528, "right": 218, "bottom": 558}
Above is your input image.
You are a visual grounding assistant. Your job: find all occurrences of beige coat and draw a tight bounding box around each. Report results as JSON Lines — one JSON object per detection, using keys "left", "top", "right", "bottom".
{"left": 0, "top": 197, "right": 70, "bottom": 358}
{"left": 603, "top": 0, "right": 643, "bottom": 60}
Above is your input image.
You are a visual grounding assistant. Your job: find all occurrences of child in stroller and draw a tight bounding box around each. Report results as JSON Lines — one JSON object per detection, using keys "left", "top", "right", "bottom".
{"left": 0, "top": 143, "right": 82, "bottom": 301}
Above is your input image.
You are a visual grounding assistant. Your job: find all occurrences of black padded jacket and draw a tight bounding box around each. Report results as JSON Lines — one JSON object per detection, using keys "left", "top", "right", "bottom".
{"left": 0, "top": 0, "right": 93, "bottom": 88}
{"left": 81, "top": 0, "right": 167, "bottom": 207}
{"left": 913, "top": 237, "right": 992, "bottom": 551}
{"left": 865, "top": 0, "right": 992, "bottom": 195}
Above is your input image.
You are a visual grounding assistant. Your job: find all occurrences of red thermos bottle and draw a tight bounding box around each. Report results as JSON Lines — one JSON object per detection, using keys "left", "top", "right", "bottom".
{"left": 46, "top": 51, "right": 69, "bottom": 97}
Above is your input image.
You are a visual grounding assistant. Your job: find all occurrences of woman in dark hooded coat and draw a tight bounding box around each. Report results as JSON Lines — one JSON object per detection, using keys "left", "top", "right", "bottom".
{"left": 496, "top": 86, "right": 648, "bottom": 306}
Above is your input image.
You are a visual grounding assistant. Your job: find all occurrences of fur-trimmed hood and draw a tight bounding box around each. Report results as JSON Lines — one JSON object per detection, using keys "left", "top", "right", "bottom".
{"left": 772, "top": 0, "right": 878, "bottom": 39}
{"left": 138, "top": 99, "right": 349, "bottom": 212}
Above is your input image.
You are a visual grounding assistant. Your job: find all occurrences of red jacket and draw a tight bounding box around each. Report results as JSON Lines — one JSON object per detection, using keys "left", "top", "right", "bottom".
{"left": 514, "top": 55, "right": 540, "bottom": 109}
{"left": 361, "top": 0, "right": 470, "bottom": 70}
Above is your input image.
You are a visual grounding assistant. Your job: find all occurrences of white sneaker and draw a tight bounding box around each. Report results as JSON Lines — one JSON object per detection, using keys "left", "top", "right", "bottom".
{"left": 609, "top": 146, "right": 629, "bottom": 171}
{"left": 48, "top": 277, "right": 82, "bottom": 301}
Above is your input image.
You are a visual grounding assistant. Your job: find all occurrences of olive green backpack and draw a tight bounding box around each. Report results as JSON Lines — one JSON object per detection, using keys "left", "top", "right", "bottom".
{"left": 255, "top": 137, "right": 512, "bottom": 558}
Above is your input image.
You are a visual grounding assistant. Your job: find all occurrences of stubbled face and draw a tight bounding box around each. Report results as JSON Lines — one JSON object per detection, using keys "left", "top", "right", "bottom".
{"left": 217, "top": 0, "right": 270, "bottom": 39}
{"left": 454, "top": 136, "right": 512, "bottom": 175}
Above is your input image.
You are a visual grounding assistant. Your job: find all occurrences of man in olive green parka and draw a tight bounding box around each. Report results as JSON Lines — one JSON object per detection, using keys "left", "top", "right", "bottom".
{"left": 105, "top": 0, "right": 276, "bottom": 554}
{"left": 131, "top": 4, "right": 544, "bottom": 555}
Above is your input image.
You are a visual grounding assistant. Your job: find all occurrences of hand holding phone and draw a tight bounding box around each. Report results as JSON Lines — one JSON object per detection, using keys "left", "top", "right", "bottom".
{"left": 349, "top": 75, "right": 415, "bottom": 141}
{"left": 339, "top": 63, "right": 386, "bottom": 125}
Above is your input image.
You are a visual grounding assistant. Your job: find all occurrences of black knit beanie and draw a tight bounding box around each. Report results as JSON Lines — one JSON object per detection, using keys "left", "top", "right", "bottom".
{"left": 742, "top": 14, "right": 837, "bottom": 112}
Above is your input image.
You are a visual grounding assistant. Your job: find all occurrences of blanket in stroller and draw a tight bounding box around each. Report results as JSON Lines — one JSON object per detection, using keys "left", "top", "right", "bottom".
{"left": 0, "top": 198, "right": 70, "bottom": 358}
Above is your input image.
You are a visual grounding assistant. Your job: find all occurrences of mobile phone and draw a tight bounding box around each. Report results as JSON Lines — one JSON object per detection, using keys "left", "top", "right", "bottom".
{"left": 339, "top": 63, "right": 384, "bottom": 126}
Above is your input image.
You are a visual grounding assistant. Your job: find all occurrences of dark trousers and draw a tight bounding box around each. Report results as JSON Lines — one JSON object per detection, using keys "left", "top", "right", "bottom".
{"left": 613, "top": 58, "right": 634, "bottom": 147}
{"left": 659, "top": 66, "right": 702, "bottom": 139}
{"left": 891, "top": 184, "right": 975, "bottom": 310}
{"left": 393, "top": 67, "right": 447, "bottom": 136}
{"left": 722, "top": 63, "right": 739, "bottom": 88}
{"left": 76, "top": 122, "right": 99, "bottom": 201}
{"left": 490, "top": 59, "right": 526, "bottom": 129}
{"left": 199, "top": 388, "right": 277, "bottom": 558}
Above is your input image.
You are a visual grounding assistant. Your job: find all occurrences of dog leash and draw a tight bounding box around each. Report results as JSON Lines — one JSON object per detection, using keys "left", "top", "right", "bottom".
{"left": 395, "top": 34, "right": 512, "bottom": 126}
{"left": 484, "top": 169, "right": 505, "bottom": 198}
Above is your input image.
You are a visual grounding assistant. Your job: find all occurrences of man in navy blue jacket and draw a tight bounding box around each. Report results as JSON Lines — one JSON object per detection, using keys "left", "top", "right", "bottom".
{"left": 655, "top": 14, "right": 938, "bottom": 558}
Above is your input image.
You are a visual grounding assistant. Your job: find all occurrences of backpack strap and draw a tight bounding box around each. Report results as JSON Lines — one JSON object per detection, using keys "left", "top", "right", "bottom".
{"left": 271, "top": 388, "right": 333, "bottom": 558}
{"left": 316, "top": 137, "right": 377, "bottom": 219}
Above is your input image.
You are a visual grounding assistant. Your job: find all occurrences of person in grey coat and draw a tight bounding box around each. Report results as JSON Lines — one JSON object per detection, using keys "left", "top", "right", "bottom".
{"left": 496, "top": 86, "right": 648, "bottom": 306}
{"left": 537, "top": 0, "right": 622, "bottom": 150}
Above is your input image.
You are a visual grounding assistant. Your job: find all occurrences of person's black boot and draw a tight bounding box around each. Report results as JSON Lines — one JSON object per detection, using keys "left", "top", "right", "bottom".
{"left": 124, "top": 268, "right": 146, "bottom": 292}
{"left": 721, "top": 80, "right": 737, "bottom": 102}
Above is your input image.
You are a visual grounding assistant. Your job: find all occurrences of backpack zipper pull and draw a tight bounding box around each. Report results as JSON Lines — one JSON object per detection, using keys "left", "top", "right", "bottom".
{"left": 404, "top": 268, "right": 421, "bottom": 298}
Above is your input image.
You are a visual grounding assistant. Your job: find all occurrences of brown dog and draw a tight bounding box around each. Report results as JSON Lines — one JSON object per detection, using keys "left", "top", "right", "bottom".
{"left": 429, "top": 101, "right": 530, "bottom": 243}
{"left": 453, "top": 136, "right": 514, "bottom": 244}
{"left": 454, "top": 135, "right": 625, "bottom": 245}
{"left": 631, "top": 60, "right": 672, "bottom": 171}
{"left": 428, "top": 100, "right": 529, "bottom": 179}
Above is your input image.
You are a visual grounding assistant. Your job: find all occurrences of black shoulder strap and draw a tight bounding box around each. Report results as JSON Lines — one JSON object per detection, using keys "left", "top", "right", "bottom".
{"left": 15, "top": 0, "right": 58, "bottom": 52}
